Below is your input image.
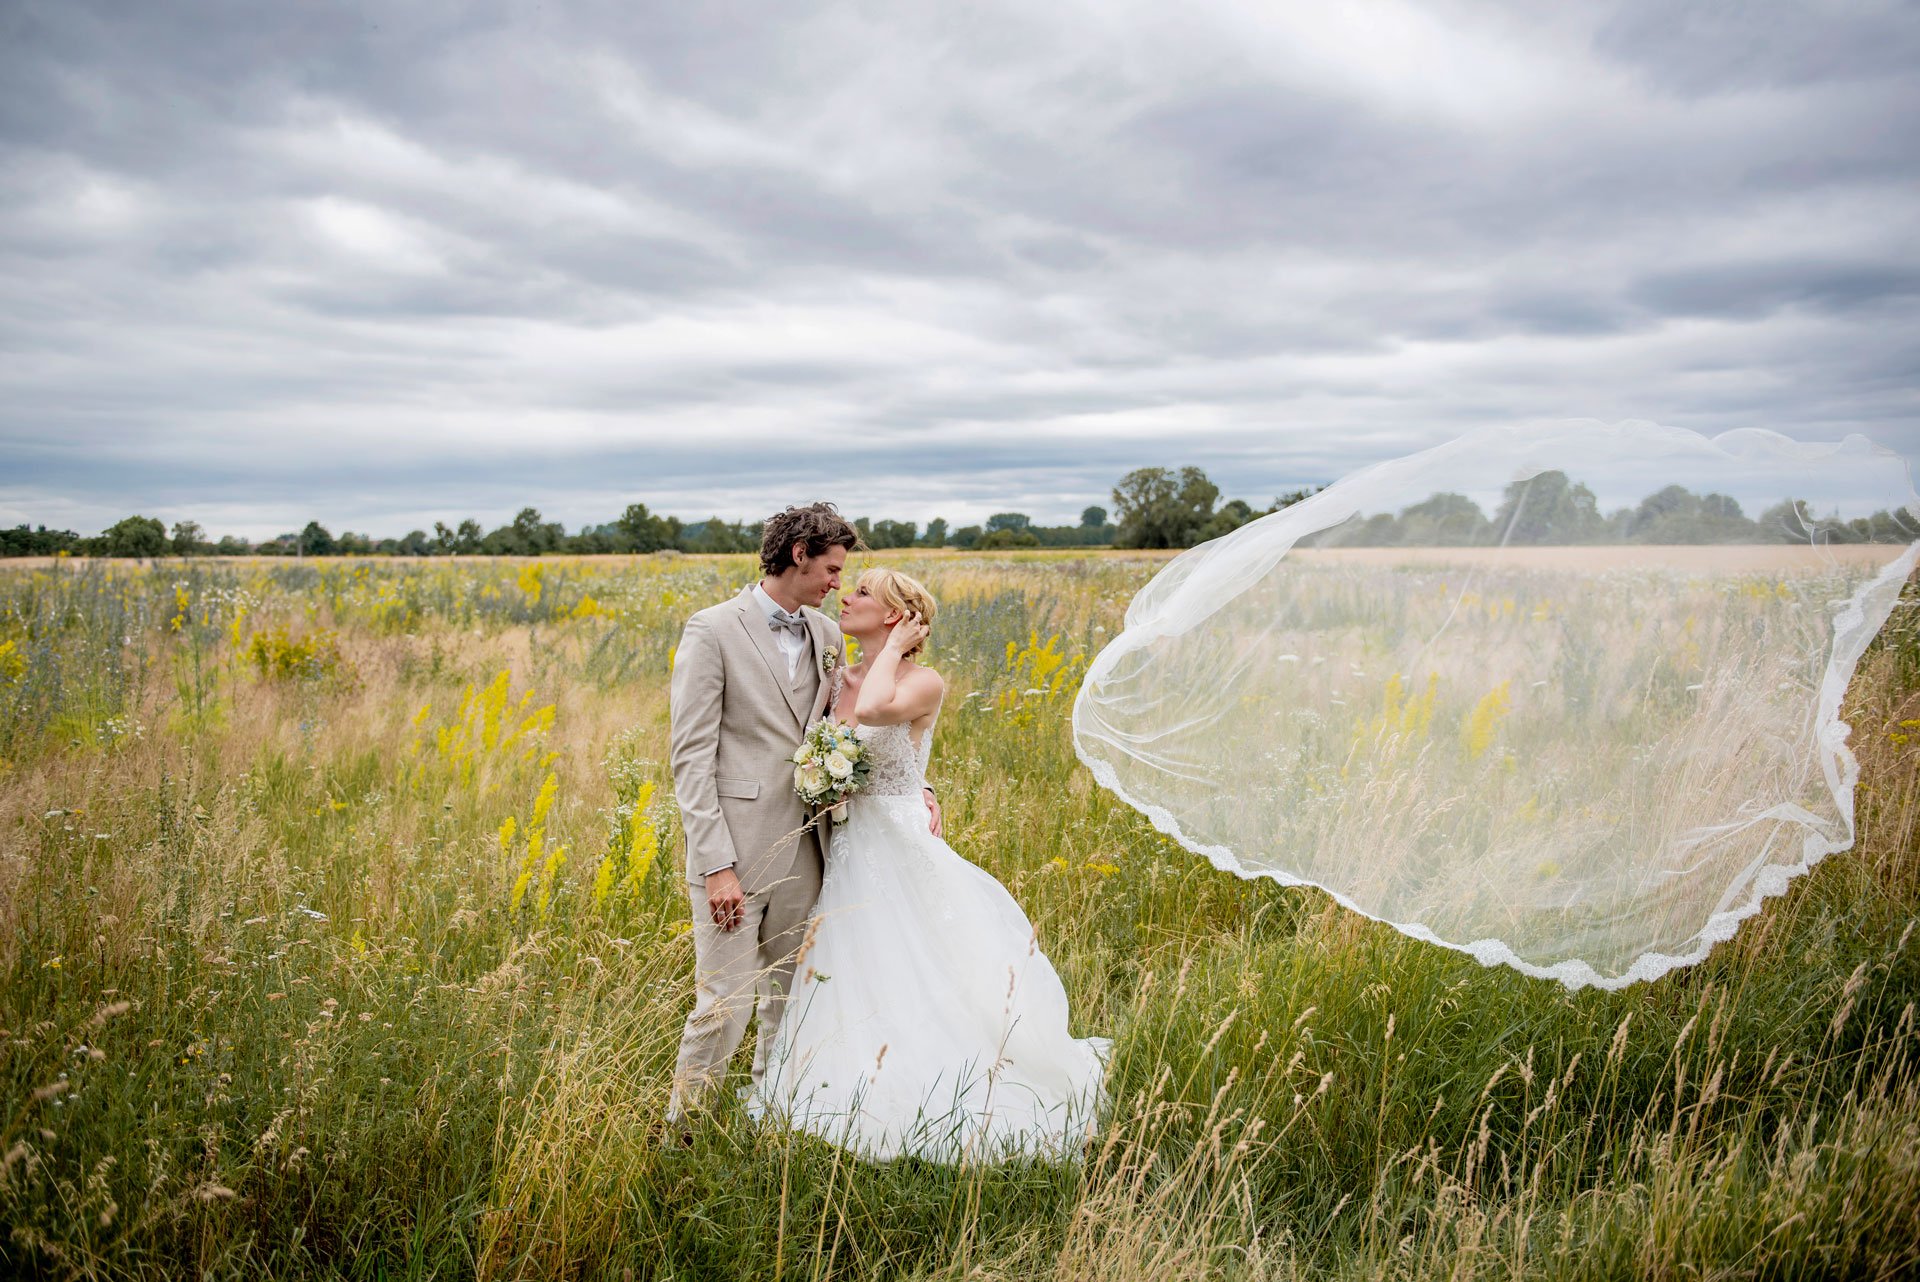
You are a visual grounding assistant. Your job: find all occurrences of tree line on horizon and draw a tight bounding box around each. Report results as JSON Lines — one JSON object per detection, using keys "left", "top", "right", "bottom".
{"left": 2, "top": 465, "right": 1910, "bottom": 559}
{"left": 0, "top": 463, "right": 1289, "bottom": 559}
{"left": 0, "top": 505, "right": 1117, "bottom": 560}
{"left": 1298, "top": 471, "right": 1915, "bottom": 548}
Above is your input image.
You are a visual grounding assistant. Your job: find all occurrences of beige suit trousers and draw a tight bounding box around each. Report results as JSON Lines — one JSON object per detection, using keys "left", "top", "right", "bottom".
{"left": 667, "top": 587, "right": 842, "bottom": 1116}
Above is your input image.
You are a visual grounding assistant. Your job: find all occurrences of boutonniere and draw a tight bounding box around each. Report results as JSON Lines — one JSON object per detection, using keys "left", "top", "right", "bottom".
{"left": 820, "top": 647, "right": 840, "bottom": 675}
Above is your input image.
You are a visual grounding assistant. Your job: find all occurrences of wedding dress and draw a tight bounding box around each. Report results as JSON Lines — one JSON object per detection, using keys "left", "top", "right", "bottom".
{"left": 752, "top": 703, "right": 1110, "bottom": 1162}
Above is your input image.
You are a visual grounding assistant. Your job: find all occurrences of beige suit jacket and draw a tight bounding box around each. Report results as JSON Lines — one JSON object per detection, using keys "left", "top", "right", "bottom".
{"left": 669, "top": 587, "right": 845, "bottom": 891}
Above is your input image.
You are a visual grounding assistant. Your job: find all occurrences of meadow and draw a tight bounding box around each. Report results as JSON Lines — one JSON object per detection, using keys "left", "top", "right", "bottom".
{"left": 1, "top": 549, "right": 1917, "bottom": 1280}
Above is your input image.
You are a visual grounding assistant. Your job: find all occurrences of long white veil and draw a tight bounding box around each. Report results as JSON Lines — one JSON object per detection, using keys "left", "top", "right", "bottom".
{"left": 1073, "top": 422, "right": 1919, "bottom": 989}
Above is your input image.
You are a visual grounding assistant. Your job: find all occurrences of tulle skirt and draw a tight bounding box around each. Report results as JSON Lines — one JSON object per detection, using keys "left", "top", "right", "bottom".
{"left": 752, "top": 794, "right": 1110, "bottom": 1162}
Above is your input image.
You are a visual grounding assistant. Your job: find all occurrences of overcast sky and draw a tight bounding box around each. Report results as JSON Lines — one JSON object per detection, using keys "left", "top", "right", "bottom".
{"left": 2, "top": 1, "right": 1917, "bottom": 539}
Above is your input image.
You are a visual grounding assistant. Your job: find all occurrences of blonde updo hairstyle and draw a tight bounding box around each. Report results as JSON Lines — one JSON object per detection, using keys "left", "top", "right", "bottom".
{"left": 856, "top": 566, "right": 938, "bottom": 661}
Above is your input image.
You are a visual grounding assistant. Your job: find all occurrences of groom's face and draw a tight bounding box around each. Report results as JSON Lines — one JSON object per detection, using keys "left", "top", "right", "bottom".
{"left": 792, "top": 543, "right": 848, "bottom": 606}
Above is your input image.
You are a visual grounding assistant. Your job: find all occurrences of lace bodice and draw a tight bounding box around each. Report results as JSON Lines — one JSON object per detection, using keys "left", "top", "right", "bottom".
{"left": 853, "top": 720, "right": 934, "bottom": 795}
{"left": 831, "top": 669, "right": 934, "bottom": 796}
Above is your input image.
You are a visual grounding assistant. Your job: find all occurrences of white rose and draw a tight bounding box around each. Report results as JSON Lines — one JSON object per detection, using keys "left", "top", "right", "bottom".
{"left": 792, "top": 746, "right": 809, "bottom": 764}
{"left": 824, "top": 751, "right": 853, "bottom": 780}
{"left": 797, "top": 762, "right": 827, "bottom": 794}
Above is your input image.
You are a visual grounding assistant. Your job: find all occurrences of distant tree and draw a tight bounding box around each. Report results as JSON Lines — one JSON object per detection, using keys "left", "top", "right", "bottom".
{"left": 1, "top": 524, "right": 81, "bottom": 556}
{"left": 296, "top": 521, "right": 336, "bottom": 556}
{"left": 1490, "top": 472, "right": 1604, "bottom": 545}
{"left": 1112, "top": 468, "right": 1177, "bottom": 548}
{"left": 450, "top": 519, "right": 482, "bottom": 554}
{"left": 1199, "top": 497, "right": 1256, "bottom": 542}
{"left": 977, "top": 527, "right": 1040, "bottom": 549}
{"left": 950, "top": 524, "right": 983, "bottom": 549}
{"left": 337, "top": 530, "right": 375, "bottom": 556}
{"left": 1182, "top": 471, "right": 1221, "bottom": 524}
{"left": 511, "top": 507, "right": 564, "bottom": 554}
{"left": 985, "top": 512, "right": 1032, "bottom": 534}
{"left": 1757, "top": 498, "right": 1913, "bottom": 545}
{"left": 1080, "top": 505, "right": 1107, "bottom": 528}
{"left": 100, "top": 515, "right": 169, "bottom": 558}
{"left": 615, "top": 503, "right": 675, "bottom": 553}
{"left": 1761, "top": 499, "right": 1858, "bottom": 544}
{"left": 1849, "top": 508, "right": 1918, "bottom": 542}
{"left": 214, "top": 534, "right": 252, "bottom": 556}
{"left": 1113, "top": 466, "right": 1220, "bottom": 548}
{"left": 170, "top": 520, "right": 207, "bottom": 555}
{"left": 1036, "top": 520, "right": 1116, "bottom": 546}
{"left": 397, "top": 529, "right": 432, "bottom": 556}
{"left": 568, "top": 525, "right": 616, "bottom": 554}
{"left": 1397, "top": 492, "right": 1491, "bottom": 545}
{"left": 681, "top": 518, "right": 754, "bottom": 554}
{"left": 1356, "top": 513, "right": 1407, "bottom": 545}
{"left": 1631, "top": 485, "right": 1692, "bottom": 532}
{"left": 853, "top": 516, "right": 874, "bottom": 545}
{"left": 1624, "top": 486, "right": 1757, "bottom": 544}
{"left": 1270, "top": 486, "right": 1323, "bottom": 511}
{"left": 479, "top": 509, "right": 556, "bottom": 556}
{"left": 921, "top": 518, "right": 949, "bottom": 547}
{"left": 869, "top": 519, "right": 917, "bottom": 549}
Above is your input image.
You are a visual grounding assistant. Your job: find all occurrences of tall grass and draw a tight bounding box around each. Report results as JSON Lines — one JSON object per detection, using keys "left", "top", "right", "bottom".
{"left": 1, "top": 551, "right": 1916, "bottom": 1280}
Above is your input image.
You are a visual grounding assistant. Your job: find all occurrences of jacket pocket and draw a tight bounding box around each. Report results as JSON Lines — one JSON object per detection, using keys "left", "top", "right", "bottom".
{"left": 715, "top": 776, "right": 760, "bottom": 800}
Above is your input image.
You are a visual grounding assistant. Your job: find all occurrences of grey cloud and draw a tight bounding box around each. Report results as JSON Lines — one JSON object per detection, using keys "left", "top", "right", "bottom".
{"left": 1631, "top": 259, "right": 1920, "bottom": 320}
{"left": 1, "top": 1, "right": 1917, "bottom": 539}
{"left": 1487, "top": 293, "right": 1633, "bottom": 337}
{"left": 1594, "top": 0, "right": 1920, "bottom": 94}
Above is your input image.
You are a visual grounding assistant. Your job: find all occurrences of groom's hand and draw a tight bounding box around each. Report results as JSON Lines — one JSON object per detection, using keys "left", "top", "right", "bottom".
{"left": 706, "top": 868, "right": 745, "bottom": 931}
{"left": 923, "top": 787, "right": 942, "bottom": 838}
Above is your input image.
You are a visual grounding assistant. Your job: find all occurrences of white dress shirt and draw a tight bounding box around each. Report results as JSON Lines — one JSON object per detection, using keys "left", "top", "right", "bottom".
{"left": 753, "top": 583, "right": 809, "bottom": 679}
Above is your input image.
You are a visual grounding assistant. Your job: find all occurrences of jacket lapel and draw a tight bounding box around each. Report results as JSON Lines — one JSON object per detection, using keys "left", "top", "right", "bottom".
{"left": 736, "top": 589, "right": 810, "bottom": 729}
{"left": 806, "top": 614, "right": 836, "bottom": 722}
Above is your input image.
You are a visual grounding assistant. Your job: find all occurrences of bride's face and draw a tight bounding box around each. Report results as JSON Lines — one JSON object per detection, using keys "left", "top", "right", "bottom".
{"left": 838, "top": 579, "right": 894, "bottom": 634}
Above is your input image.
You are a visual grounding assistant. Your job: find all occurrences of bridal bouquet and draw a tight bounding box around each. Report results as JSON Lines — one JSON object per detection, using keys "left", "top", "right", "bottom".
{"left": 792, "top": 719, "right": 870, "bottom": 822}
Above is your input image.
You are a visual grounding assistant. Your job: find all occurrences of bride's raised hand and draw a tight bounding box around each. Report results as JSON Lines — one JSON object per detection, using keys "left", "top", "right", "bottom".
{"left": 883, "top": 610, "right": 930, "bottom": 657}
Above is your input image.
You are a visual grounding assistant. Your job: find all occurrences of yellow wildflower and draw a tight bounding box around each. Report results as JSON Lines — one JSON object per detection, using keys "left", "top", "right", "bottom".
{"left": 1462, "top": 680, "right": 1512, "bottom": 760}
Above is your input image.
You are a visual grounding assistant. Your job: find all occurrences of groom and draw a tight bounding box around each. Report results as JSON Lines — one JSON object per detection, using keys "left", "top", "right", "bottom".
{"left": 666, "top": 502, "right": 940, "bottom": 1120}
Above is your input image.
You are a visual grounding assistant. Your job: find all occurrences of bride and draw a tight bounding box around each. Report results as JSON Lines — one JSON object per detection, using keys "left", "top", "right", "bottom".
{"left": 751, "top": 567, "right": 1110, "bottom": 1162}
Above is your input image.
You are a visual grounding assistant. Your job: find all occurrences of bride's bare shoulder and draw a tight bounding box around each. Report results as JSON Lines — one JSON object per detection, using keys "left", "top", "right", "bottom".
{"left": 901, "top": 663, "right": 945, "bottom": 707}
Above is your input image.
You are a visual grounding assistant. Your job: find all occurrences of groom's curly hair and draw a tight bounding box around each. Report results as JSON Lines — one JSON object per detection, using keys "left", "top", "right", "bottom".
{"left": 760, "top": 502, "right": 861, "bottom": 576}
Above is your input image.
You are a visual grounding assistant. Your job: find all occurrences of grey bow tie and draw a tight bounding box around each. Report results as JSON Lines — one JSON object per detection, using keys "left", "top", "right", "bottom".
{"left": 768, "top": 608, "right": 808, "bottom": 637}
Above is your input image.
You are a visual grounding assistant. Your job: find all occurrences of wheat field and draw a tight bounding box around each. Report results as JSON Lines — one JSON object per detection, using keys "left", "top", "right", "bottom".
{"left": 2, "top": 549, "right": 1917, "bottom": 1280}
